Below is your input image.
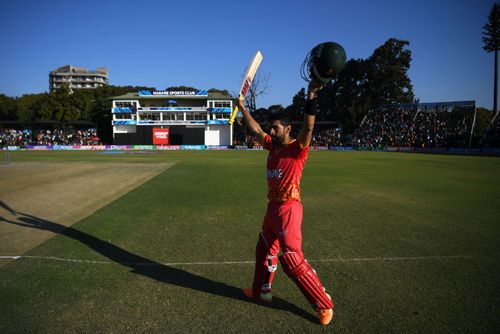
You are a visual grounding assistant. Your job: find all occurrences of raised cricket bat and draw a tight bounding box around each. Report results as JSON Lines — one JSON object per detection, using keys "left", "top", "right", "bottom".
{"left": 228, "top": 51, "right": 263, "bottom": 125}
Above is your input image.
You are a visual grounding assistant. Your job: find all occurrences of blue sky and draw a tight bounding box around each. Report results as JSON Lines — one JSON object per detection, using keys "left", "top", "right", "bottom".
{"left": 0, "top": 0, "right": 496, "bottom": 109}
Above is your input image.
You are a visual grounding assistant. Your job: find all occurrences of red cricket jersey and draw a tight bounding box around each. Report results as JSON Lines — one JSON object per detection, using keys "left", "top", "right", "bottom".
{"left": 262, "top": 134, "right": 309, "bottom": 203}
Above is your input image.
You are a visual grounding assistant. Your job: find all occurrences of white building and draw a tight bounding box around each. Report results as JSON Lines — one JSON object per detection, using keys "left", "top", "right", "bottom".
{"left": 49, "top": 65, "right": 108, "bottom": 92}
{"left": 111, "top": 89, "right": 234, "bottom": 146}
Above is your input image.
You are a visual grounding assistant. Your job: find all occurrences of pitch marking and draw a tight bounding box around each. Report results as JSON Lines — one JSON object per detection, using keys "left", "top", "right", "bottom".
{"left": 0, "top": 254, "right": 472, "bottom": 266}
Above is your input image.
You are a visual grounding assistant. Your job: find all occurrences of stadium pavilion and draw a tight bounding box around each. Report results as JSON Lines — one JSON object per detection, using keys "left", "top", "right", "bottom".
{"left": 111, "top": 90, "right": 234, "bottom": 146}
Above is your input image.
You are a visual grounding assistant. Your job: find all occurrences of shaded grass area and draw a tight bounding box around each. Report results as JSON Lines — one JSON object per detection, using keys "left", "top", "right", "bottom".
{"left": 1, "top": 151, "right": 499, "bottom": 333}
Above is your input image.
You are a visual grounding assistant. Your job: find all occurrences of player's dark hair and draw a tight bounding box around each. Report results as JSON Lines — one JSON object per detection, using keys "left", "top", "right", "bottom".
{"left": 268, "top": 111, "right": 292, "bottom": 127}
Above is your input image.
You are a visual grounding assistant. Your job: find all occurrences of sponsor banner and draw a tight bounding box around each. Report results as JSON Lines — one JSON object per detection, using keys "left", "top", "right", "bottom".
{"left": 13, "top": 144, "right": 500, "bottom": 155}
{"left": 81, "top": 145, "right": 106, "bottom": 150}
{"left": 384, "top": 146, "right": 403, "bottom": 152}
{"left": 481, "top": 147, "right": 500, "bottom": 155}
{"left": 207, "top": 120, "right": 228, "bottom": 125}
{"left": 207, "top": 108, "right": 231, "bottom": 113}
{"left": 153, "top": 128, "right": 169, "bottom": 145}
{"left": 137, "top": 120, "right": 158, "bottom": 125}
{"left": 180, "top": 145, "right": 206, "bottom": 150}
{"left": 113, "top": 107, "right": 134, "bottom": 113}
{"left": 113, "top": 120, "right": 137, "bottom": 125}
{"left": 449, "top": 147, "right": 475, "bottom": 154}
{"left": 206, "top": 145, "right": 229, "bottom": 150}
{"left": 105, "top": 145, "right": 131, "bottom": 150}
{"left": 417, "top": 147, "right": 447, "bottom": 153}
{"left": 132, "top": 145, "right": 156, "bottom": 150}
{"left": 393, "top": 147, "right": 447, "bottom": 153}
{"left": 26, "top": 145, "right": 51, "bottom": 150}
{"left": 157, "top": 145, "right": 181, "bottom": 150}
{"left": 310, "top": 146, "right": 329, "bottom": 151}
{"left": 52, "top": 145, "right": 76, "bottom": 150}
{"left": 145, "top": 107, "right": 192, "bottom": 111}
{"left": 328, "top": 146, "right": 354, "bottom": 151}
{"left": 354, "top": 146, "right": 385, "bottom": 151}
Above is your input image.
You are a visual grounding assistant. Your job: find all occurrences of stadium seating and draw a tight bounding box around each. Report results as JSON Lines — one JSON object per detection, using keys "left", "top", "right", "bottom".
{"left": 0, "top": 128, "right": 100, "bottom": 148}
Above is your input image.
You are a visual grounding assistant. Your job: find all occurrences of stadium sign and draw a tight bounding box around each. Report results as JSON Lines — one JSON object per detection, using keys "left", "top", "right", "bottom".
{"left": 153, "top": 128, "right": 169, "bottom": 145}
{"left": 138, "top": 90, "right": 209, "bottom": 97}
{"left": 153, "top": 91, "right": 196, "bottom": 96}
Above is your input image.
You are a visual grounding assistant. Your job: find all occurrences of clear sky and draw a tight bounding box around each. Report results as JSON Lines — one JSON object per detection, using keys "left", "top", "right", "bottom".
{"left": 0, "top": 0, "right": 496, "bottom": 109}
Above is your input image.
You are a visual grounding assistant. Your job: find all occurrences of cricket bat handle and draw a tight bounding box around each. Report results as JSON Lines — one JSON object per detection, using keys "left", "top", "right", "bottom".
{"left": 228, "top": 96, "right": 243, "bottom": 125}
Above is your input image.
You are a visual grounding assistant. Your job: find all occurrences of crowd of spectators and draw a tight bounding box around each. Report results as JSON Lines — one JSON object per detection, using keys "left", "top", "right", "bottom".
{"left": 3, "top": 105, "right": 481, "bottom": 149}
{"left": 234, "top": 105, "right": 473, "bottom": 149}
{"left": 352, "top": 105, "right": 475, "bottom": 149}
{"left": 233, "top": 135, "right": 263, "bottom": 148}
{"left": 311, "top": 128, "right": 343, "bottom": 147}
{"left": 481, "top": 113, "right": 500, "bottom": 148}
{"left": 0, "top": 128, "right": 100, "bottom": 148}
{"left": 0, "top": 129, "right": 31, "bottom": 148}
{"left": 233, "top": 128, "right": 344, "bottom": 148}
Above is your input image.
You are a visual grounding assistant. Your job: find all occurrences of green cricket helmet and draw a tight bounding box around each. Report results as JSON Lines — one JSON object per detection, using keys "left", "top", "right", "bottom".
{"left": 304, "top": 42, "right": 347, "bottom": 84}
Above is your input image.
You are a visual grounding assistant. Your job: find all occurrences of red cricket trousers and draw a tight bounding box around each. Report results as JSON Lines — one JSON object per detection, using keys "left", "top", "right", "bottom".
{"left": 251, "top": 200, "right": 334, "bottom": 311}
{"left": 252, "top": 200, "right": 304, "bottom": 294}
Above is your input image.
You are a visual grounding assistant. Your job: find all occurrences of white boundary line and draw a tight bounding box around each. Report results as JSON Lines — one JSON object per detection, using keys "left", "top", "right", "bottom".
{"left": 0, "top": 254, "right": 472, "bottom": 266}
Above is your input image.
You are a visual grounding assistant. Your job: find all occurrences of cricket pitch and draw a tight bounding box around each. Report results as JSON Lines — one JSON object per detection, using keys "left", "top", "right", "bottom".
{"left": 0, "top": 161, "right": 174, "bottom": 261}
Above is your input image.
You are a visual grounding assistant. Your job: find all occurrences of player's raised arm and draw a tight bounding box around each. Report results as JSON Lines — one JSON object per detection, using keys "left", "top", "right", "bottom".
{"left": 297, "top": 79, "right": 324, "bottom": 148}
{"left": 236, "top": 98, "right": 267, "bottom": 140}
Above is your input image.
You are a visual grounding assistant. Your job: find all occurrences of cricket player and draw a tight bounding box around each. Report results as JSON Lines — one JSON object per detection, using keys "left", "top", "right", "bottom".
{"left": 238, "top": 78, "right": 334, "bottom": 326}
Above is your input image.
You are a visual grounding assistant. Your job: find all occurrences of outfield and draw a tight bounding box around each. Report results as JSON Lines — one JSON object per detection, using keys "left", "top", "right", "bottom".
{"left": 0, "top": 150, "right": 499, "bottom": 333}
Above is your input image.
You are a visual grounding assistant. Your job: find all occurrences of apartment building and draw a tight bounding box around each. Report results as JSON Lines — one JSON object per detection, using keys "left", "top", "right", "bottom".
{"left": 49, "top": 65, "right": 108, "bottom": 92}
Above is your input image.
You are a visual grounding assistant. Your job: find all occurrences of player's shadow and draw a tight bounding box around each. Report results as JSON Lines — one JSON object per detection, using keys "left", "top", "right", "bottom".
{"left": 0, "top": 204, "right": 316, "bottom": 323}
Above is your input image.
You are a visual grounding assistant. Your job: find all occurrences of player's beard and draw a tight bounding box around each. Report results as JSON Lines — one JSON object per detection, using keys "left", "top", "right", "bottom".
{"left": 271, "top": 134, "right": 286, "bottom": 146}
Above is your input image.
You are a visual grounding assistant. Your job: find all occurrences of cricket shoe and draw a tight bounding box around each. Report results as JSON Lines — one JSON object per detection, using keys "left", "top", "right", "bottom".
{"left": 317, "top": 293, "right": 334, "bottom": 326}
{"left": 242, "top": 288, "right": 273, "bottom": 303}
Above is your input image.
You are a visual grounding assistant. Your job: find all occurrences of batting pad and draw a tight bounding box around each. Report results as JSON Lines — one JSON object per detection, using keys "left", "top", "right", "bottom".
{"left": 279, "top": 252, "right": 333, "bottom": 310}
{"left": 252, "top": 233, "right": 278, "bottom": 295}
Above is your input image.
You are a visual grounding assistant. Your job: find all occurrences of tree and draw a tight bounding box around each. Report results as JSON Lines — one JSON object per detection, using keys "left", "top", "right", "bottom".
{"left": 323, "top": 58, "right": 371, "bottom": 132}
{"left": 474, "top": 107, "right": 493, "bottom": 137}
{"left": 16, "top": 93, "right": 45, "bottom": 123}
{"left": 34, "top": 94, "right": 57, "bottom": 120}
{"left": 286, "top": 88, "right": 307, "bottom": 121}
{"left": 251, "top": 107, "right": 268, "bottom": 124}
{"left": 268, "top": 104, "right": 285, "bottom": 113}
{"left": 208, "top": 88, "right": 231, "bottom": 97}
{"left": 165, "top": 86, "right": 198, "bottom": 91}
{"left": 289, "top": 38, "right": 415, "bottom": 134}
{"left": 72, "top": 91, "right": 93, "bottom": 121}
{"left": 244, "top": 72, "right": 270, "bottom": 113}
{"left": 0, "top": 94, "right": 16, "bottom": 120}
{"left": 365, "top": 38, "right": 414, "bottom": 106}
{"left": 15, "top": 100, "right": 35, "bottom": 124}
{"left": 483, "top": 3, "right": 500, "bottom": 119}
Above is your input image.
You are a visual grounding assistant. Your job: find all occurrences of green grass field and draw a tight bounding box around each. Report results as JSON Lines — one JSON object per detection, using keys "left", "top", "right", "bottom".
{"left": 1, "top": 150, "right": 499, "bottom": 333}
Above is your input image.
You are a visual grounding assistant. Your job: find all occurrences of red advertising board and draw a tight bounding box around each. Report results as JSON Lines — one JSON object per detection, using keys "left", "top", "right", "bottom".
{"left": 153, "top": 128, "right": 169, "bottom": 145}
